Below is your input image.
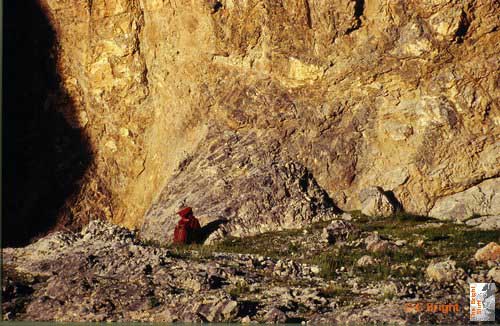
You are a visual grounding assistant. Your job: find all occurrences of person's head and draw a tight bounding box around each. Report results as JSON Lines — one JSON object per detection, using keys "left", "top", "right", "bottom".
{"left": 177, "top": 206, "right": 193, "bottom": 219}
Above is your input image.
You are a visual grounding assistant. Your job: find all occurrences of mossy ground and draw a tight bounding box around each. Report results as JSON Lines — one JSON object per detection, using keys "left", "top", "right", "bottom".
{"left": 313, "top": 213, "right": 497, "bottom": 283}
{"left": 141, "top": 213, "right": 497, "bottom": 285}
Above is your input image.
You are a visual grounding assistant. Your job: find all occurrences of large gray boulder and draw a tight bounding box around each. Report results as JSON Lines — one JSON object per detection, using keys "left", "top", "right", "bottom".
{"left": 321, "top": 220, "right": 359, "bottom": 245}
{"left": 466, "top": 215, "right": 500, "bottom": 230}
{"left": 429, "top": 178, "right": 500, "bottom": 221}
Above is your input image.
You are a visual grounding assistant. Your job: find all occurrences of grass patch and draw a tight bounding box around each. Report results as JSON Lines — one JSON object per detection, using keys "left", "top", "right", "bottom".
{"left": 312, "top": 247, "right": 364, "bottom": 280}
{"left": 351, "top": 213, "right": 498, "bottom": 274}
{"left": 210, "top": 229, "right": 304, "bottom": 259}
{"left": 311, "top": 244, "right": 428, "bottom": 282}
{"left": 140, "top": 212, "right": 497, "bottom": 285}
{"left": 319, "top": 284, "right": 351, "bottom": 298}
{"left": 354, "top": 212, "right": 434, "bottom": 240}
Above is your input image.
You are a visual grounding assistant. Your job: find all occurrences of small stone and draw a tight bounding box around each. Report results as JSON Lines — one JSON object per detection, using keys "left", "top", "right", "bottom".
{"left": 182, "top": 277, "right": 203, "bottom": 293}
{"left": 474, "top": 242, "right": 500, "bottom": 263}
{"left": 119, "top": 127, "right": 130, "bottom": 137}
{"left": 321, "top": 220, "right": 359, "bottom": 245}
{"left": 426, "top": 260, "right": 464, "bottom": 283}
{"left": 220, "top": 300, "right": 239, "bottom": 320}
{"left": 356, "top": 255, "right": 376, "bottom": 267}
{"left": 241, "top": 316, "right": 251, "bottom": 323}
{"left": 487, "top": 267, "right": 500, "bottom": 283}
{"left": 395, "top": 240, "right": 407, "bottom": 246}
{"left": 369, "top": 242, "right": 390, "bottom": 253}
{"left": 341, "top": 212, "right": 353, "bottom": 221}
{"left": 364, "top": 233, "right": 395, "bottom": 254}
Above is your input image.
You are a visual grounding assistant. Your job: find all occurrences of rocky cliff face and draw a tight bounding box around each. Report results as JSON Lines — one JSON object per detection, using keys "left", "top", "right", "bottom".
{"left": 34, "top": 0, "right": 499, "bottom": 240}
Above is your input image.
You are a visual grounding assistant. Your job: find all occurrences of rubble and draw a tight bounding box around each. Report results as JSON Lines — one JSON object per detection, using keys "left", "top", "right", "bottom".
{"left": 0, "top": 219, "right": 479, "bottom": 323}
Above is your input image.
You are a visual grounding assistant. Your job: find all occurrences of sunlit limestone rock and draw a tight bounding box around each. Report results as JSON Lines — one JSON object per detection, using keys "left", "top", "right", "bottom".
{"left": 35, "top": 0, "right": 499, "bottom": 239}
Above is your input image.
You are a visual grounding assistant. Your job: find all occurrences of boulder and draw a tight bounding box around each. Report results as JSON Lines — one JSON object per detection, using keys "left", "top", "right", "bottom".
{"left": 487, "top": 267, "right": 500, "bottom": 283}
{"left": 193, "top": 295, "right": 241, "bottom": 322}
{"left": 429, "top": 178, "right": 500, "bottom": 221}
{"left": 474, "top": 242, "right": 500, "bottom": 263}
{"left": 356, "top": 255, "right": 377, "bottom": 267}
{"left": 364, "top": 233, "right": 396, "bottom": 254}
{"left": 359, "top": 187, "right": 396, "bottom": 217}
{"left": 264, "top": 307, "right": 287, "bottom": 323}
{"left": 466, "top": 215, "right": 500, "bottom": 230}
{"left": 321, "top": 220, "right": 359, "bottom": 244}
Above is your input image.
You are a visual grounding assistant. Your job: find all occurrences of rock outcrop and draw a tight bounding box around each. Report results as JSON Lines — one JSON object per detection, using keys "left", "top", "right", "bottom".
{"left": 19, "top": 0, "right": 499, "bottom": 240}
{"left": 141, "top": 130, "right": 339, "bottom": 243}
{"left": 466, "top": 215, "right": 500, "bottom": 230}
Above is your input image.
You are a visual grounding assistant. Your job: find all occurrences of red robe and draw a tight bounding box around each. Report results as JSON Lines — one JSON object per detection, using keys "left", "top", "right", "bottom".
{"left": 173, "top": 216, "right": 201, "bottom": 244}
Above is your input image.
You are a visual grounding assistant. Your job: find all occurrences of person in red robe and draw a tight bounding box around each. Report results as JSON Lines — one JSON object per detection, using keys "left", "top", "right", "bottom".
{"left": 173, "top": 207, "right": 201, "bottom": 244}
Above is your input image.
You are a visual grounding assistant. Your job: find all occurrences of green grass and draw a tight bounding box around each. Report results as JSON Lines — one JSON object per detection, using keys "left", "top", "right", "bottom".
{"left": 209, "top": 228, "right": 304, "bottom": 258}
{"left": 318, "top": 284, "right": 352, "bottom": 298}
{"left": 140, "top": 212, "right": 498, "bottom": 285}
{"left": 310, "top": 245, "right": 427, "bottom": 282}
{"left": 311, "top": 212, "right": 498, "bottom": 282}
{"left": 354, "top": 214, "right": 498, "bottom": 262}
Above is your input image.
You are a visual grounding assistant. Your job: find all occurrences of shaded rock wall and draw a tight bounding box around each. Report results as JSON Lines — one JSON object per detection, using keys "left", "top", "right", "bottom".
{"left": 33, "top": 0, "right": 499, "bottom": 239}
{"left": 2, "top": 1, "right": 91, "bottom": 246}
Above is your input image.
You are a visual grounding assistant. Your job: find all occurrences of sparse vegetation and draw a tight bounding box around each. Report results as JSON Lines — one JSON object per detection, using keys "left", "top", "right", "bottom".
{"left": 5, "top": 214, "right": 495, "bottom": 323}
{"left": 318, "top": 284, "right": 351, "bottom": 298}
{"left": 353, "top": 213, "right": 498, "bottom": 268}
{"left": 139, "top": 212, "right": 497, "bottom": 288}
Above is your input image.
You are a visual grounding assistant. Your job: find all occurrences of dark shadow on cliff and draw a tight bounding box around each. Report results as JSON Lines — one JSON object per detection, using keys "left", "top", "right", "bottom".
{"left": 2, "top": 1, "right": 92, "bottom": 247}
{"left": 383, "top": 190, "right": 403, "bottom": 213}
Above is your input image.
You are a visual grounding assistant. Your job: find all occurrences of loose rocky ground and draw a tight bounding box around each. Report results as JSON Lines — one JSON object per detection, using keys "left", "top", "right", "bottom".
{"left": 2, "top": 215, "right": 499, "bottom": 323}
